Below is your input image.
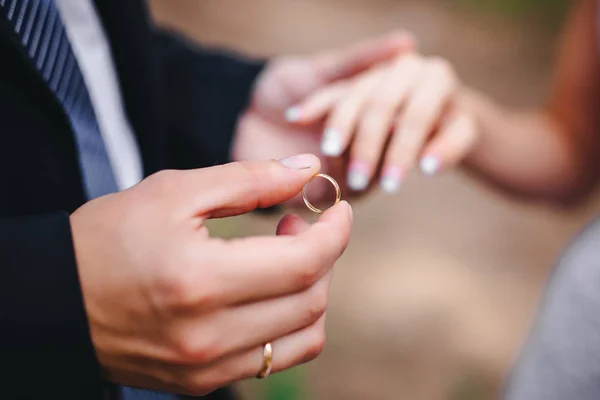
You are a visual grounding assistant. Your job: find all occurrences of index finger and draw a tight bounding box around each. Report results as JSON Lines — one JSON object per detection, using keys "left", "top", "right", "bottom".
{"left": 174, "top": 155, "right": 322, "bottom": 219}
{"left": 195, "top": 200, "right": 353, "bottom": 306}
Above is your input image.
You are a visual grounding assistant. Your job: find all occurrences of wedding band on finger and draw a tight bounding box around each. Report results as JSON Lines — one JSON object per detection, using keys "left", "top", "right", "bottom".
{"left": 302, "top": 173, "right": 341, "bottom": 214}
{"left": 256, "top": 343, "right": 273, "bottom": 379}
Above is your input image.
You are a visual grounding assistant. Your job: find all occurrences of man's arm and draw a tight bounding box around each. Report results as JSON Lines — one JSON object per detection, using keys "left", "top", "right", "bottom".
{"left": 154, "top": 29, "right": 266, "bottom": 169}
{"left": 0, "top": 213, "right": 104, "bottom": 397}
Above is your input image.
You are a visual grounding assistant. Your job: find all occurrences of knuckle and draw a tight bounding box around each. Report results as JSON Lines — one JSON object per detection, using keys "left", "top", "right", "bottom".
{"left": 293, "top": 262, "right": 321, "bottom": 291}
{"left": 316, "top": 81, "right": 348, "bottom": 101}
{"left": 142, "top": 169, "right": 180, "bottom": 199}
{"left": 331, "top": 100, "right": 357, "bottom": 125}
{"left": 428, "top": 57, "right": 457, "bottom": 87}
{"left": 428, "top": 56, "right": 453, "bottom": 75}
{"left": 290, "top": 228, "right": 344, "bottom": 290}
{"left": 303, "top": 329, "right": 327, "bottom": 363}
{"left": 463, "top": 113, "right": 476, "bottom": 130}
{"left": 330, "top": 233, "right": 346, "bottom": 259}
{"left": 159, "top": 242, "right": 225, "bottom": 311}
{"left": 367, "top": 94, "right": 396, "bottom": 114}
{"left": 322, "top": 229, "right": 345, "bottom": 261}
{"left": 157, "top": 269, "right": 217, "bottom": 312}
{"left": 172, "top": 330, "right": 220, "bottom": 365}
{"left": 152, "top": 169, "right": 179, "bottom": 189}
{"left": 458, "top": 115, "right": 478, "bottom": 143}
{"left": 231, "top": 160, "right": 278, "bottom": 205}
{"left": 180, "top": 374, "right": 214, "bottom": 397}
{"left": 304, "top": 283, "right": 329, "bottom": 324}
{"left": 398, "top": 136, "right": 421, "bottom": 156}
{"left": 398, "top": 52, "right": 421, "bottom": 66}
{"left": 230, "top": 161, "right": 259, "bottom": 188}
{"left": 390, "top": 141, "right": 418, "bottom": 166}
{"left": 156, "top": 274, "right": 191, "bottom": 309}
{"left": 355, "top": 119, "right": 388, "bottom": 157}
{"left": 291, "top": 243, "right": 322, "bottom": 290}
{"left": 152, "top": 168, "right": 177, "bottom": 181}
{"left": 402, "top": 107, "right": 429, "bottom": 131}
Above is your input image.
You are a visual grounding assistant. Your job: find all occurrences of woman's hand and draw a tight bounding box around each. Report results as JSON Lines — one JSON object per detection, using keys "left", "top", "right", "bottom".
{"left": 232, "top": 32, "right": 415, "bottom": 205}
{"left": 285, "top": 53, "right": 479, "bottom": 193}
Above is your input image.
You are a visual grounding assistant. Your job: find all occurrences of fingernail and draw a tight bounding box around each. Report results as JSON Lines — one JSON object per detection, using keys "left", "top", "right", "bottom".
{"left": 279, "top": 154, "right": 314, "bottom": 170}
{"left": 285, "top": 107, "right": 301, "bottom": 122}
{"left": 347, "top": 161, "right": 369, "bottom": 191}
{"left": 420, "top": 156, "right": 439, "bottom": 176}
{"left": 321, "top": 128, "right": 343, "bottom": 157}
{"left": 380, "top": 166, "right": 404, "bottom": 193}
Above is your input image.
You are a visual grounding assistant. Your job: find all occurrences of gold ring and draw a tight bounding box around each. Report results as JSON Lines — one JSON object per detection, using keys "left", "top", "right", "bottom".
{"left": 302, "top": 173, "right": 341, "bottom": 214}
{"left": 256, "top": 343, "right": 273, "bottom": 379}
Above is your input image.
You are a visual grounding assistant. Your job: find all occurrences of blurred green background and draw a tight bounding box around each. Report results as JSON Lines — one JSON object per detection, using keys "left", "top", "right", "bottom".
{"left": 455, "top": 0, "right": 568, "bottom": 16}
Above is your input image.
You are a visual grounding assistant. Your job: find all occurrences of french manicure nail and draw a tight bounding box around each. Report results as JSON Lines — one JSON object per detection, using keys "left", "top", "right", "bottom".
{"left": 285, "top": 107, "right": 301, "bottom": 122}
{"left": 380, "top": 166, "right": 404, "bottom": 193}
{"left": 347, "top": 161, "right": 369, "bottom": 191}
{"left": 420, "top": 156, "right": 439, "bottom": 176}
{"left": 279, "top": 154, "right": 314, "bottom": 170}
{"left": 321, "top": 128, "right": 343, "bottom": 157}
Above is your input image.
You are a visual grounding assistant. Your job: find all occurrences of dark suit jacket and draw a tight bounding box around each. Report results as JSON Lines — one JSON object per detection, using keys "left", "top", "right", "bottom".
{"left": 0, "top": 0, "right": 264, "bottom": 398}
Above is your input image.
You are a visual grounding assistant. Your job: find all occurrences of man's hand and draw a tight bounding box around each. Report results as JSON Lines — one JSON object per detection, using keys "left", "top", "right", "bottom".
{"left": 70, "top": 154, "right": 353, "bottom": 396}
{"left": 232, "top": 31, "right": 415, "bottom": 204}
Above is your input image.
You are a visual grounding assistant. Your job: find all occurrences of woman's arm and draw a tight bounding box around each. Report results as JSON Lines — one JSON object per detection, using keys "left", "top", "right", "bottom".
{"left": 463, "top": 0, "right": 600, "bottom": 205}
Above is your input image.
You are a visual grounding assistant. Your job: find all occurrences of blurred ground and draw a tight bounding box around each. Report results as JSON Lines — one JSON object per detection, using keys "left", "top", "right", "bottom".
{"left": 149, "top": 1, "right": 600, "bottom": 399}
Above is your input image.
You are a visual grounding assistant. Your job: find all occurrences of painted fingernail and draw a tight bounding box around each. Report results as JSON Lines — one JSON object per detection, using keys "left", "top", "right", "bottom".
{"left": 380, "top": 166, "right": 404, "bottom": 193}
{"left": 347, "top": 161, "right": 369, "bottom": 191}
{"left": 279, "top": 154, "right": 314, "bottom": 170}
{"left": 321, "top": 128, "right": 343, "bottom": 157}
{"left": 420, "top": 156, "right": 439, "bottom": 176}
{"left": 285, "top": 107, "right": 301, "bottom": 122}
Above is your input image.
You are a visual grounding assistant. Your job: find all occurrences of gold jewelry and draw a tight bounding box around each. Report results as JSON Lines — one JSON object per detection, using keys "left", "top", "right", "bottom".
{"left": 302, "top": 173, "right": 341, "bottom": 214}
{"left": 256, "top": 343, "right": 273, "bottom": 379}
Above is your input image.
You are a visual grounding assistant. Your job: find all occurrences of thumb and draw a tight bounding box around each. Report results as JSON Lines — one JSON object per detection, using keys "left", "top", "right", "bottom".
{"left": 311, "top": 30, "right": 416, "bottom": 83}
{"left": 183, "top": 154, "right": 322, "bottom": 218}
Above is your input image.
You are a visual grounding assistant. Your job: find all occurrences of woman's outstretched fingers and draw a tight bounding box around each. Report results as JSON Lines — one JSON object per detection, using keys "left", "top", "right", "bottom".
{"left": 348, "top": 54, "right": 422, "bottom": 191}
{"left": 379, "top": 60, "right": 456, "bottom": 191}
